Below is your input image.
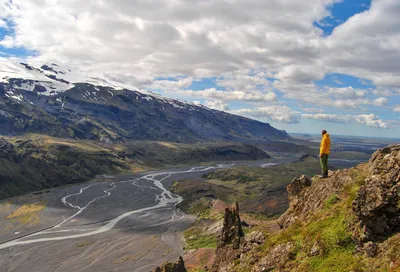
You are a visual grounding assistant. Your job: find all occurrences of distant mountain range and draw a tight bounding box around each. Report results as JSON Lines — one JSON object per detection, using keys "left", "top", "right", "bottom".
{"left": 0, "top": 59, "right": 289, "bottom": 143}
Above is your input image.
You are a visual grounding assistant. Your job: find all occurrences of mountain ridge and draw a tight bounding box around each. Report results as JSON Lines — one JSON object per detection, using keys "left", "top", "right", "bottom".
{"left": 0, "top": 58, "right": 290, "bottom": 143}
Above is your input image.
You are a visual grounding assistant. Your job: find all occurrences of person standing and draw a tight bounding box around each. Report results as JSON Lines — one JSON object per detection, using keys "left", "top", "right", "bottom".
{"left": 319, "top": 129, "right": 331, "bottom": 178}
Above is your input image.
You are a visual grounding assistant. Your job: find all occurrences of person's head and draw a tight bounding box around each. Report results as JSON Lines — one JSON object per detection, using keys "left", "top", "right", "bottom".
{"left": 321, "top": 129, "right": 327, "bottom": 136}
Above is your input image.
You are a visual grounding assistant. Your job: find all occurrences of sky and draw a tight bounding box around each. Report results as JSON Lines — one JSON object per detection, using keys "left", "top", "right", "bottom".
{"left": 0, "top": 0, "right": 399, "bottom": 138}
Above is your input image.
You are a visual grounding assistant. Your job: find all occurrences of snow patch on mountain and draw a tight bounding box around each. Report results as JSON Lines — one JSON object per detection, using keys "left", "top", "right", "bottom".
{"left": 0, "top": 58, "right": 212, "bottom": 113}
{"left": 0, "top": 58, "right": 142, "bottom": 96}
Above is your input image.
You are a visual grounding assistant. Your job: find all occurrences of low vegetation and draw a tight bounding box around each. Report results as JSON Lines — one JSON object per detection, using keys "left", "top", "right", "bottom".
{"left": 260, "top": 189, "right": 359, "bottom": 271}
{"left": 6, "top": 201, "right": 47, "bottom": 226}
{"left": 184, "top": 227, "right": 217, "bottom": 250}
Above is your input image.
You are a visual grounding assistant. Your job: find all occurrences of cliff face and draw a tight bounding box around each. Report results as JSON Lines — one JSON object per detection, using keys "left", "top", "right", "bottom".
{"left": 210, "top": 145, "right": 400, "bottom": 272}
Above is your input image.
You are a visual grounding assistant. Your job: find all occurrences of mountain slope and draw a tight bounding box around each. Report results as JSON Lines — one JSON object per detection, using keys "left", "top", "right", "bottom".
{"left": 0, "top": 59, "right": 290, "bottom": 143}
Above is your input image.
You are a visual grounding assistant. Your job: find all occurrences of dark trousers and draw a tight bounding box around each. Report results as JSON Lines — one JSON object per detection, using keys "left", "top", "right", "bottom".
{"left": 320, "top": 154, "right": 329, "bottom": 175}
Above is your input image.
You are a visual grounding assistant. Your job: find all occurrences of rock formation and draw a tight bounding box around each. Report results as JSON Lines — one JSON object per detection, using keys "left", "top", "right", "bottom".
{"left": 209, "top": 145, "right": 400, "bottom": 271}
{"left": 211, "top": 202, "right": 270, "bottom": 271}
{"left": 212, "top": 202, "right": 245, "bottom": 272}
{"left": 152, "top": 256, "right": 187, "bottom": 272}
{"left": 219, "top": 202, "right": 244, "bottom": 249}
{"left": 279, "top": 145, "right": 400, "bottom": 242}
{"left": 352, "top": 144, "right": 400, "bottom": 242}
{"left": 251, "top": 242, "right": 295, "bottom": 272}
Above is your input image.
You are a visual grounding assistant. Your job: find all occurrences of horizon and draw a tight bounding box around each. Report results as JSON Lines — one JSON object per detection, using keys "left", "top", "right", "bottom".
{"left": 1, "top": 0, "right": 400, "bottom": 138}
{"left": 288, "top": 131, "right": 400, "bottom": 141}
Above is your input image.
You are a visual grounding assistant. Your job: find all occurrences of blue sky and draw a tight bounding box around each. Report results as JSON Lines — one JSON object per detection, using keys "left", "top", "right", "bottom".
{"left": 0, "top": 0, "right": 399, "bottom": 138}
{"left": 315, "top": 0, "right": 371, "bottom": 36}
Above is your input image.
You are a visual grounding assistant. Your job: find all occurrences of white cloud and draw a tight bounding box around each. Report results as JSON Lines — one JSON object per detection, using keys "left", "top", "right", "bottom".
{"left": 174, "top": 88, "right": 277, "bottom": 102}
{"left": 355, "top": 114, "right": 387, "bottom": 128}
{"left": 0, "top": 18, "right": 7, "bottom": 28}
{"left": 216, "top": 70, "right": 273, "bottom": 92}
{"left": 205, "top": 100, "right": 230, "bottom": 111}
{"left": 0, "top": 0, "right": 338, "bottom": 79}
{"left": 149, "top": 77, "right": 194, "bottom": 91}
{"left": 148, "top": 73, "right": 278, "bottom": 103}
{"left": 372, "top": 89, "right": 396, "bottom": 97}
{"left": 372, "top": 97, "right": 388, "bottom": 107}
{"left": 394, "top": 105, "right": 400, "bottom": 112}
{"left": 302, "top": 113, "right": 387, "bottom": 128}
{"left": 327, "top": 87, "right": 367, "bottom": 98}
{"left": 324, "top": 0, "right": 400, "bottom": 90}
{"left": 0, "top": 0, "right": 399, "bottom": 133}
{"left": 232, "top": 106, "right": 301, "bottom": 124}
{"left": 302, "top": 113, "right": 353, "bottom": 123}
{"left": 302, "top": 108, "right": 324, "bottom": 113}
{"left": 0, "top": 35, "right": 15, "bottom": 48}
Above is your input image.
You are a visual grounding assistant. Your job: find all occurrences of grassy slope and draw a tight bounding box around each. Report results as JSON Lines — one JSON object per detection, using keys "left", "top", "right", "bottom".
{"left": 231, "top": 168, "right": 400, "bottom": 272}
{"left": 170, "top": 158, "right": 322, "bottom": 254}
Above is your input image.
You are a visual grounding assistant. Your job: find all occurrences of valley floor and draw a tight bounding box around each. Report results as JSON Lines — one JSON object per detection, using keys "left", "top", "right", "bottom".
{"left": 0, "top": 163, "right": 246, "bottom": 272}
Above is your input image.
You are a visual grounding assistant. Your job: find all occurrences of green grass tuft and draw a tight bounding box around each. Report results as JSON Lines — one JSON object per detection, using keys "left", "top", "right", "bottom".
{"left": 324, "top": 194, "right": 341, "bottom": 209}
{"left": 184, "top": 228, "right": 217, "bottom": 250}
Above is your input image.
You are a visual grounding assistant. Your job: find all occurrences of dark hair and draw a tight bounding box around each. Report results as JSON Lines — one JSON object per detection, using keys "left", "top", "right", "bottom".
{"left": 322, "top": 129, "right": 327, "bottom": 135}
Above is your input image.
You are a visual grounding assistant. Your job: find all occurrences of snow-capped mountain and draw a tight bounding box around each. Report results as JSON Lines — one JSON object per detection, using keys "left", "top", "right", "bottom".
{"left": 0, "top": 59, "right": 140, "bottom": 95}
{"left": 0, "top": 58, "right": 290, "bottom": 143}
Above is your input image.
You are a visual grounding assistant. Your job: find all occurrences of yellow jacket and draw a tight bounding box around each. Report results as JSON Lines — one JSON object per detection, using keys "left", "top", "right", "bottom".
{"left": 320, "top": 133, "right": 331, "bottom": 155}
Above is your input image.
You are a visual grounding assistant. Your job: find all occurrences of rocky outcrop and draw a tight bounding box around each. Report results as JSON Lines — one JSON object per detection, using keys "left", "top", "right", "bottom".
{"left": 0, "top": 138, "right": 17, "bottom": 161}
{"left": 243, "top": 231, "right": 265, "bottom": 247}
{"left": 277, "top": 168, "right": 357, "bottom": 229}
{"left": 212, "top": 202, "right": 245, "bottom": 272}
{"left": 211, "top": 203, "right": 269, "bottom": 272}
{"left": 286, "top": 175, "right": 311, "bottom": 200}
{"left": 251, "top": 242, "right": 295, "bottom": 272}
{"left": 352, "top": 145, "right": 400, "bottom": 242}
{"left": 152, "top": 256, "right": 187, "bottom": 272}
{"left": 33, "top": 84, "right": 47, "bottom": 93}
{"left": 278, "top": 144, "right": 400, "bottom": 239}
{"left": 209, "top": 145, "right": 400, "bottom": 271}
{"left": 219, "top": 202, "right": 244, "bottom": 249}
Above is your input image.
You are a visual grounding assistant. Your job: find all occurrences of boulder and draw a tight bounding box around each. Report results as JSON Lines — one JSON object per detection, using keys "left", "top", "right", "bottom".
{"left": 251, "top": 242, "right": 295, "bottom": 272}
{"left": 244, "top": 231, "right": 265, "bottom": 245}
{"left": 33, "top": 84, "right": 47, "bottom": 93}
{"left": 362, "top": 241, "right": 379, "bottom": 258}
{"left": 286, "top": 175, "right": 311, "bottom": 200}
{"left": 152, "top": 256, "right": 187, "bottom": 272}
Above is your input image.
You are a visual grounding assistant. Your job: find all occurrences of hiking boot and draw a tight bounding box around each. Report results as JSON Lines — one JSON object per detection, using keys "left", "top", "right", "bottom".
{"left": 319, "top": 174, "right": 328, "bottom": 178}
